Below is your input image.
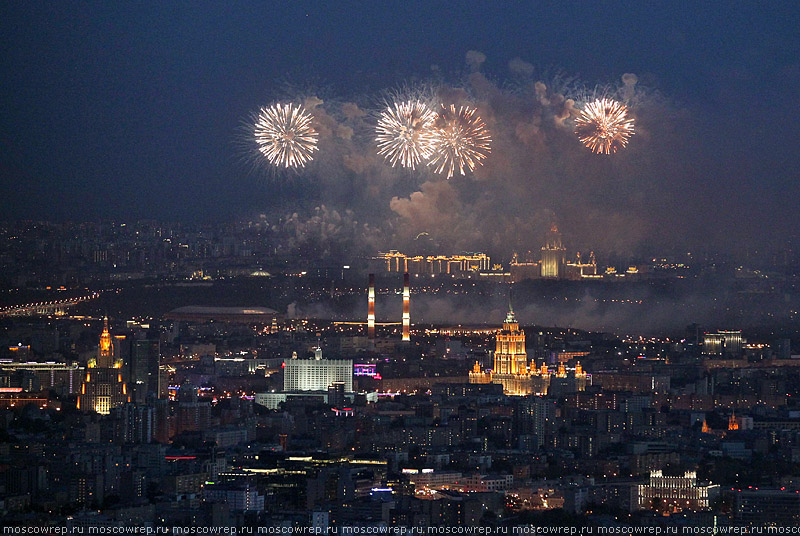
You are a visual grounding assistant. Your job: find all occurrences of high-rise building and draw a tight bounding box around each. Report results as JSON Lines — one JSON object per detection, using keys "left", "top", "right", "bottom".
{"left": 509, "top": 251, "right": 541, "bottom": 283}
{"left": 79, "top": 317, "right": 130, "bottom": 415}
{"left": 489, "top": 307, "right": 549, "bottom": 395}
{"left": 469, "top": 306, "right": 588, "bottom": 396}
{"left": 541, "top": 224, "right": 566, "bottom": 279}
{"left": 493, "top": 308, "right": 528, "bottom": 376}
{"left": 515, "top": 396, "right": 557, "bottom": 448}
{"left": 284, "top": 346, "right": 353, "bottom": 393}
{"left": 113, "top": 402, "right": 154, "bottom": 444}
{"left": 128, "top": 335, "right": 161, "bottom": 403}
{"left": 327, "top": 381, "right": 346, "bottom": 408}
{"left": 565, "top": 251, "right": 598, "bottom": 280}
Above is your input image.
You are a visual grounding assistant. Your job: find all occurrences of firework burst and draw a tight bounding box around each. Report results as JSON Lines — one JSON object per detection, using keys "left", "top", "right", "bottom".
{"left": 428, "top": 104, "right": 491, "bottom": 179}
{"left": 253, "top": 103, "right": 318, "bottom": 168}
{"left": 375, "top": 100, "right": 436, "bottom": 169}
{"left": 574, "top": 98, "right": 635, "bottom": 154}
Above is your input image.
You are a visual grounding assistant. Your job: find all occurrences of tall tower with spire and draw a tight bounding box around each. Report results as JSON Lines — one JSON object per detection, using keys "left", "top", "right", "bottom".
{"left": 541, "top": 223, "right": 566, "bottom": 279}
{"left": 493, "top": 301, "right": 528, "bottom": 375}
{"left": 79, "top": 317, "right": 129, "bottom": 414}
{"left": 488, "top": 289, "right": 539, "bottom": 395}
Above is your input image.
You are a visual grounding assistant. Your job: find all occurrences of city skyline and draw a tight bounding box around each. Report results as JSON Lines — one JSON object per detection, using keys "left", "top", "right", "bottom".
{"left": 3, "top": 2, "right": 800, "bottom": 529}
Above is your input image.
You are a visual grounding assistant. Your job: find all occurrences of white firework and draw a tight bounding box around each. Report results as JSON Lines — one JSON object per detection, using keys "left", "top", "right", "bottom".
{"left": 375, "top": 99, "right": 437, "bottom": 169}
{"left": 254, "top": 103, "right": 318, "bottom": 168}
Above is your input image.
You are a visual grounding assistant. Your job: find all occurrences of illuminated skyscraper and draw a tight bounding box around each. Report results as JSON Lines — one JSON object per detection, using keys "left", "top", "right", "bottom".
{"left": 79, "top": 317, "right": 130, "bottom": 415}
{"left": 469, "top": 303, "right": 587, "bottom": 396}
{"left": 541, "top": 224, "right": 566, "bottom": 279}
{"left": 488, "top": 304, "right": 548, "bottom": 395}
{"left": 493, "top": 307, "right": 527, "bottom": 375}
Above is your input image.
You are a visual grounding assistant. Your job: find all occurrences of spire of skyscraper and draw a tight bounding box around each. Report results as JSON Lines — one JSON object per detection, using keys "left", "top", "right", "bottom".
{"left": 506, "top": 286, "right": 516, "bottom": 323}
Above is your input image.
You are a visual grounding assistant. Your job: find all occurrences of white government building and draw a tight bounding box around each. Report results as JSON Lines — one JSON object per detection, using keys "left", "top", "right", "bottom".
{"left": 255, "top": 347, "right": 354, "bottom": 410}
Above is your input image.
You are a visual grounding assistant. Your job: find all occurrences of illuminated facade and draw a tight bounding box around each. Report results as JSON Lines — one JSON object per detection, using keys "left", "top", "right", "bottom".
{"left": 0, "top": 360, "right": 83, "bottom": 395}
{"left": 468, "top": 308, "right": 589, "bottom": 396}
{"left": 512, "top": 230, "right": 597, "bottom": 282}
{"left": 78, "top": 317, "right": 130, "bottom": 415}
{"left": 377, "top": 250, "right": 490, "bottom": 275}
{"left": 703, "top": 330, "right": 745, "bottom": 355}
{"left": 565, "top": 251, "right": 598, "bottom": 280}
{"left": 728, "top": 411, "right": 739, "bottom": 431}
{"left": 493, "top": 309, "right": 528, "bottom": 375}
{"left": 509, "top": 252, "right": 541, "bottom": 283}
{"left": 540, "top": 224, "right": 566, "bottom": 279}
{"left": 283, "top": 346, "right": 353, "bottom": 393}
{"left": 636, "top": 470, "right": 719, "bottom": 514}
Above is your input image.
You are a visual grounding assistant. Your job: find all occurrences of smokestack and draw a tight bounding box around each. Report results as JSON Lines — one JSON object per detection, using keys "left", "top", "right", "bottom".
{"left": 368, "top": 273, "right": 375, "bottom": 342}
{"left": 402, "top": 272, "right": 410, "bottom": 342}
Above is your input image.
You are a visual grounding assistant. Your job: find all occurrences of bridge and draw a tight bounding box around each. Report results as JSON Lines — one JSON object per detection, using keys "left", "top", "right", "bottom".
{"left": 0, "top": 292, "right": 101, "bottom": 317}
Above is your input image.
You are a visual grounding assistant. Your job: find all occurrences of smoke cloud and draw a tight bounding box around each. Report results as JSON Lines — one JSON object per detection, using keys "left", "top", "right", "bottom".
{"left": 509, "top": 58, "right": 535, "bottom": 77}
{"left": 250, "top": 52, "right": 729, "bottom": 265}
{"left": 465, "top": 50, "right": 487, "bottom": 71}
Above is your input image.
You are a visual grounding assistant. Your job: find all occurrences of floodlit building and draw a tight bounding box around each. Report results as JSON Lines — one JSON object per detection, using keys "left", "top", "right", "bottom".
{"left": 256, "top": 346, "right": 353, "bottom": 410}
{"left": 376, "top": 251, "right": 490, "bottom": 275}
{"left": 284, "top": 346, "right": 353, "bottom": 393}
{"left": 636, "top": 470, "right": 719, "bottom": 514}
{"left": 0, "top": 360, "right": 83, "bottom": 395}
{"left": 540, "top": 224, "right": 566, "bottom": 279}
{"left": 469, "top": 307, "right": 588, "bottom": 396}
{"left": 703, "top": 330, "right": 745, "bottom": 355}
{"left": 78, "top": 318, "right": 130, "bottom": 415}
{"left": 565, "top": 251, "right": 598, "bottom": 280}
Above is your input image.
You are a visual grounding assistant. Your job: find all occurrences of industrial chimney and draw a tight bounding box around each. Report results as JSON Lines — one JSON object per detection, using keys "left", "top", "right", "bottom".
{"left": 367, "top": 273, "right": 376, "bottom": 343}
{"left": 402, "top": 272, "right": 410, "bottom": 341}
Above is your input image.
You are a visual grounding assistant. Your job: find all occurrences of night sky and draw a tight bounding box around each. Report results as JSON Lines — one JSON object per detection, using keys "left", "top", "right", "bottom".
{"left": 2, "top": 2, "right": 799, "bottom": 257}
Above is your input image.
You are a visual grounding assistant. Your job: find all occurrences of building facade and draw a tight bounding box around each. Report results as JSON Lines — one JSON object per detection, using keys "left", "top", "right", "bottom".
{"left": 283, "top": 347, "right": 353, "bottom": 393}
{"left": 469, "top": 308, "right": 588, "bottom": 396}
{"left": 540, "top": 224, "right": 566, "bottom": 279}
{"left": 79, "top": 318, "right": 130, "bottom": 415}
{"left": 636, "top": 470, "right": 719, "bottom": 514}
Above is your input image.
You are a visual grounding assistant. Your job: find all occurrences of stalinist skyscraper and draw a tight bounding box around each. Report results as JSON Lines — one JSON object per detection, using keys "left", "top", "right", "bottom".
{"left": 470, "top": 299, "right": 588, "bottom": 395}
{"left": 493, "top": 307, "right": 527, "bottom": 375}
{"left": 79, "top": 317, "right": 129, "bottom": 414}
{"left": 488, "top": 304, "right": 546, "bottom": 395}
{"left": 540, "top": 224, "right": 566, "bottom": 279}
{"left": 470, "top": 301, "right": 551, "bottom": 396}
